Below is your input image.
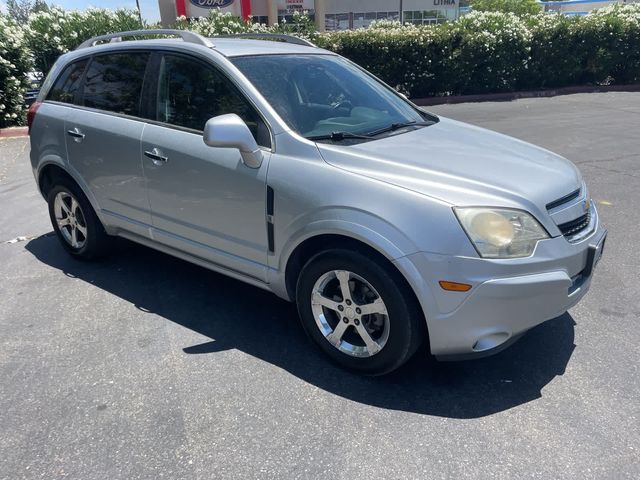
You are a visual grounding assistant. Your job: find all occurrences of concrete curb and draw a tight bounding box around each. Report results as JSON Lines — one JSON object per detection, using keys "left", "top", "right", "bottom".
{"left": 0, "top": 127, "right": 28, "bottom": 138}
{"left": 412, "top": 83, "right": 640, "bottom": 106}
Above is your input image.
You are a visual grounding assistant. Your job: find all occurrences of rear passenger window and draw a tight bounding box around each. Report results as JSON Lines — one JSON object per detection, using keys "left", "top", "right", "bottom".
{"left": 156, "top": 54, "right": 270, "bottom": 147}
{"left": 82, "top": 52, "right": 149, "bottom": 116}
{"left": 47, "top": 59, "right": 88, "bottom": 104}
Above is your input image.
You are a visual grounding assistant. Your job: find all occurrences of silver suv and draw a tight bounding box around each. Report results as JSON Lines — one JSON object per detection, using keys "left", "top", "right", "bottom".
{"left": 29, "top": 30, "right": 607, "bottom": 375}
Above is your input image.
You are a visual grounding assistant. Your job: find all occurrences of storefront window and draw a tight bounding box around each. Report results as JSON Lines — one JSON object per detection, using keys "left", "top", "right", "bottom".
{"left": 403, "top": 10, "right": 453, "bottom": 25}
{"left": 251, "top": 15, "right": 269, "bottom": 25}
{"left": 327, "top": 11, "right": 399, "bottom": 31}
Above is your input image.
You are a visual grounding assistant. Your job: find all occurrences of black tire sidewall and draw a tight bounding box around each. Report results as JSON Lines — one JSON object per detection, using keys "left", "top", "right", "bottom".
{"left": 47, "top": 180, "right": 107, "bottom": 260}
{"left": 296, "top": 249, "right": 422, "bottom": 375}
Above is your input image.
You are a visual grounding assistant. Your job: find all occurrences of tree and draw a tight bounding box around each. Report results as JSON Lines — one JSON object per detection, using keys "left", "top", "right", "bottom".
{"left": 32, "top": 0, "right": 48, "bottom": 14}
{"left": 6, "top": 0, "right": 48, "bottom": 23}
{"left": 470, "top": 0, "right": 541, "bottom": 15}
{"left": 6, "top": 0, "right": 31, "bottom": 23}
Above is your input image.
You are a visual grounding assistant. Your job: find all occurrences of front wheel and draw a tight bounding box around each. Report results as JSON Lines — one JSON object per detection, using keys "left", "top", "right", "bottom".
{"left": 296, "top": 249, "right": 425, "bottom": 375}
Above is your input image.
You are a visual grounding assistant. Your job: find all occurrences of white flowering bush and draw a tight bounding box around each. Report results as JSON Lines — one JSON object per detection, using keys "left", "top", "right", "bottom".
{"left": 0, "top": 13, "right": 32, "bottom": 127}
{"left": 25, "top": 7, "right": 142, "bottom": 75}
{"left": 317, "top": 4, "right": 640, "bottom": 97}
{"left": 172, "top": 10, "right": 268, "bottom": 36}
{"left": 447, "top": 12, "right": 532, "bottom": 93}
{"left": 317, "top": 12, "right": 531, "bottom": 96}
{"left": 172, "top": 9, "right": 316, "bottom": 40}
{"left": 577, "top": 3, "right": 640, "bottom": 85}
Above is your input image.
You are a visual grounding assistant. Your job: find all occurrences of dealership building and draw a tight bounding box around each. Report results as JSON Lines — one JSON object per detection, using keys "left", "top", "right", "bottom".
{"left": 158, "top": 0, "right": 461, "bottom": 31}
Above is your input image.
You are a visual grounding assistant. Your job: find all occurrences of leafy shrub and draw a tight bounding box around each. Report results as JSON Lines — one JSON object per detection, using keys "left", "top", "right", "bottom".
{"left": 470, "top": 0, "right": 541, "bottom": 15}
{"left": 0, "top": 13, "right": 32, "bottom": 127}
{"left": 578, "top": 3, "right": 640, "bottom": 85}
{"left": 317, "top": 4, "right": 640, "bottom": 97}
{"left": 317, "top": 11, "right": 532, "bottom": 97}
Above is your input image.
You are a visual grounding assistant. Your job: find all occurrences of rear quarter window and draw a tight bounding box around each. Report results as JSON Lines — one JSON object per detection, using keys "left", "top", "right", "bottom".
{"left": 81, "top": 52, "right": 149, "bottom": 117}
{"left": 47, "top": 59, "right": 88, "bottom": 104}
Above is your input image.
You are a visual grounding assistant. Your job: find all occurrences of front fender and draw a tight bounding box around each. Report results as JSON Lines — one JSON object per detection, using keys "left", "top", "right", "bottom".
{"left": 268, "top": 209, "right": 421, "bottom": 300}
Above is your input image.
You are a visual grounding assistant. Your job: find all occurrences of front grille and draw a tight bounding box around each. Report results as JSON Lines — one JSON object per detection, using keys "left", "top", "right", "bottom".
{"left": 546, "top": 188, "right": 581, "bottom": 211}
{"left": 558, "top": 211, "right": 591, "bottom": 237}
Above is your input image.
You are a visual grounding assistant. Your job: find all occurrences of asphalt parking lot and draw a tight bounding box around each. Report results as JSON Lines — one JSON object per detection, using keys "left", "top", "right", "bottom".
{"left": 1, "top": 92, "right": 639, "bottom": 479}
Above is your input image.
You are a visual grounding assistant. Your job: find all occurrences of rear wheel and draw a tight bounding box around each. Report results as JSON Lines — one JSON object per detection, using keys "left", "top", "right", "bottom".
{"left": 296, "top": 249, "right": 424, "bottom": 375}
{"left": 47, "top": 180, "right": 111, "bottom": 260}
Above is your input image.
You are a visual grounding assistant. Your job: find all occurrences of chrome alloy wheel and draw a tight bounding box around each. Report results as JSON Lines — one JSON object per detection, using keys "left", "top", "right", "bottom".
{"left": 311, "top": 270, "right": 390, "bottom": 358}
{"left": 53, "top": 191, "right": 88, "bottom": 249}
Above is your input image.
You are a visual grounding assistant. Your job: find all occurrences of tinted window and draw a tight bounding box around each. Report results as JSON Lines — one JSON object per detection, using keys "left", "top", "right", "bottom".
{"left": 82, "top": 52, "right": 149, "bottom": 116}
{"left": 47, "top": 59, "right": 88, "bottom": 104}
{"left": 156, "top": 54, "right": 269, "bottom": 146}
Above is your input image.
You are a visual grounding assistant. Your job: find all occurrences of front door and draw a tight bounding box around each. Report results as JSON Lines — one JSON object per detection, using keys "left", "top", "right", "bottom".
{"left": 141, "top": 52, "right": 272, "bottom": 282}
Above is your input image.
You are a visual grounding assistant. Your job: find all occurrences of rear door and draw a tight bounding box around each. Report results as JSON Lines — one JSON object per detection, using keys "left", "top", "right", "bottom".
{"left": 32, "top": 58, "right": 89, "bottom": 186}
{"left": 140, "top": 52, "right": 272, "bottom": 281}
{"left": 65, "top": 51, "right": 152, "bottom": 236}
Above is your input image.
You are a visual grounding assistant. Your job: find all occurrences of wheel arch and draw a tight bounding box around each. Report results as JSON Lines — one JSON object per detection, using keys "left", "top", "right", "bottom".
{"left": 38, "top": 162, "right": 75, "bottom": 198}
{"left": 282, "top": 230, "right": 422, "bottom": 310}
{"left": 37, "top": 162, "right": 105, "bottom": 226}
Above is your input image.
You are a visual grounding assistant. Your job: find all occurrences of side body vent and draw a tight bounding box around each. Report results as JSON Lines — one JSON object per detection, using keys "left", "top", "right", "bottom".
{"left": 266, "top": 186, "right": 275, "bottom": 253}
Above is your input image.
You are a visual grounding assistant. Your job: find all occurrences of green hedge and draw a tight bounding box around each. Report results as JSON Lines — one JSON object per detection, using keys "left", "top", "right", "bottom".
{"left": 316, "top": 4, "right": 640, "bottom": 97}
{"left": 1, "top": 4, "right": 640, "bottom": 127}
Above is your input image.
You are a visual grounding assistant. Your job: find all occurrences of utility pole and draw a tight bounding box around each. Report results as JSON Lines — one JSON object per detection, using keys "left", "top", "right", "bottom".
{"left": 135, "top": 0, "right": 143, "bottom": 26}
{"left": 399, "top": 0, "right": 404, "bottom": 24}
{"left": 267, "top": 0, "right": 278, "bottom": 27}
{"left": 315, "top": 0, "right": 326, "bottom": 32}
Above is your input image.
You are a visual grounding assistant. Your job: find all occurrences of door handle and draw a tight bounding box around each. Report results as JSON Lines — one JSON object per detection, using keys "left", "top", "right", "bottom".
{"left": 144, "top": 148, "right": 168, "bottom": 166}
{"left": 67, "top": 127, "right": 85, "bottom": 142}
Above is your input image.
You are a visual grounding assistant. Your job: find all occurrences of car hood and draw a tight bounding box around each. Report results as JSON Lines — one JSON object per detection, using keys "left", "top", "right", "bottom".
{"left": 316, "top": 117, "right": 582, "bottom": 213}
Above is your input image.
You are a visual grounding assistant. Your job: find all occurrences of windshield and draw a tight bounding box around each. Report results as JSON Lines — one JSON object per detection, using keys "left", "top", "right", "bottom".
{"left": 231, "top": 54, "right": 435, "bottom": 141}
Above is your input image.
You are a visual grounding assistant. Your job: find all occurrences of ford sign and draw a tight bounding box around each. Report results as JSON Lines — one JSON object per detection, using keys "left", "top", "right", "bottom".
{"left": 190, "top": 0, "right": 235, "bottom": 8}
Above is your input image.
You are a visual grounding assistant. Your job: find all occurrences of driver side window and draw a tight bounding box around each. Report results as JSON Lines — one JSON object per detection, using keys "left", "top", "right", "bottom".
{"left": 155, "top": 54, "right": 271, "bottom": 148}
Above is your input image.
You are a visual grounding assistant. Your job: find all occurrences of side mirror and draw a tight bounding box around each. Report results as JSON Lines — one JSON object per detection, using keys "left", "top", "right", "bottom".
{"left": 203, "top": 114, "right": 263, "bottom": 169}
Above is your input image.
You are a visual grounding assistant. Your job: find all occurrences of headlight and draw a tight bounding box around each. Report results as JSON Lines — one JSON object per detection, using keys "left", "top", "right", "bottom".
{"left": 454, "top": 207, "right": 549, "bottom": 258}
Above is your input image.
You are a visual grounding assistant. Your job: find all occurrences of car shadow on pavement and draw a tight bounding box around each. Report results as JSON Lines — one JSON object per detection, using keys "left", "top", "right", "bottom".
{"left": 26, "top": 234, "right": 576, "bottom": 419}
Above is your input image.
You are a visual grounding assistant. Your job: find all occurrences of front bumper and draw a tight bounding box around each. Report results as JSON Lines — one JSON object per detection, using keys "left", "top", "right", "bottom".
{"left": 394, "top": 219, "right": 607, "bottom": 359}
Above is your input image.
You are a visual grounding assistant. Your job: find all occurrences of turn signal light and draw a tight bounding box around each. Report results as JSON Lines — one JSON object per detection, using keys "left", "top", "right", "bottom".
{"left": 439, "top": 281, "right": 472, "bottom": 292}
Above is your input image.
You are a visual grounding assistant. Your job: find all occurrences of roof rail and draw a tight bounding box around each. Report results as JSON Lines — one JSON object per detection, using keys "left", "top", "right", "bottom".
{"left": 215, "top": 33, "right": 316, "bottom": 48}
{"left": 77, "top": 29, "right": 214, "bottom": 49}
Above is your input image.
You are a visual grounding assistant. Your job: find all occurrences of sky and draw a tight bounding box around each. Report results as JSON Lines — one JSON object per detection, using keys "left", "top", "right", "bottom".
{"left": 0, "top": 0, "right": 162, "bottom": 23}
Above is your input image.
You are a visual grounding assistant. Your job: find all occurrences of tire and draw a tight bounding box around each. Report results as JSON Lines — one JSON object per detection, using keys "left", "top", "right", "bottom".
{"left": 47, "top": 179, "right": 111, "bottom": 260}
{"left": 296, "top": 249, "right": 425, "bottom": 375}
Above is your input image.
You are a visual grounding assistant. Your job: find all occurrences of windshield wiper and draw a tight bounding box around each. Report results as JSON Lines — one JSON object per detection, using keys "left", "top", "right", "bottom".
{"left": 306, "top": 131, "right": 374, "bottom": 142}
{"left": 365, "top": 120, "right": 434, "bottom": 137}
